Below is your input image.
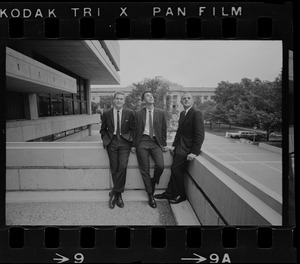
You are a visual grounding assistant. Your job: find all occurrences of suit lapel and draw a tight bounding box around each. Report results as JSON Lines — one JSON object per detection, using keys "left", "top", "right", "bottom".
{"left": 121, "top": 109, "right": 126, "bottom": 124}
{"left": 181, "top": 107, "right": 194, "bottom": 126}
{"left": 142, "top": 108, "right": 146, "bottom": 129}
{"left": 109, "top": 108, "right": 114, "bottom": 127}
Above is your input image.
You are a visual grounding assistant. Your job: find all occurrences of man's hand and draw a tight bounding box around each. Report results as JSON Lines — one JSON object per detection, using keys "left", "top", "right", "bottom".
{"left": 162, "top": 146, "right": 169, "bottom": 152}
{"left": 169, "top": 146, "right": 175, "bottom": 155}
{"left": 131, "top": 147, "right": 136, "bottom": 154}
{"left": 187, "top": 153, "right": 197, "bottom": 161}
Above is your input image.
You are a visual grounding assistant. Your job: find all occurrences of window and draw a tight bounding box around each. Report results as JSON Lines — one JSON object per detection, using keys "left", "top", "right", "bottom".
{"left": 37, "top": 76, "right": 87, "bottom": 117}
{"left": 6, "top": 92, "right": 25, "bottom": 120}
{"left": 64, "top": 97, "right": 73, "bottom": 115}
{"left": 66, "top": 129, "right": 75, "bottom": 136}
{"left": 38, "top": 94, "right": 51, "bottom": 117}
{"left": 53, "top": 131, "right": 66, "bottom": 140}
{"left": 51, "top": 94, "right": 63, "bottom": 116}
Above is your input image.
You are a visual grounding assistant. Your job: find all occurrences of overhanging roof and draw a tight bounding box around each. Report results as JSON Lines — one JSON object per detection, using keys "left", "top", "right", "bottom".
{"left": 10, "top": 40, "right": 120, "bottom": 85}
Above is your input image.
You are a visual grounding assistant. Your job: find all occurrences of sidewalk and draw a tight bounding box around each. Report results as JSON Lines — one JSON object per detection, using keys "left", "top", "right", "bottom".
{"left": 6, "top": 190, "right": 200, "bottom": 226}
{"left": 202, "top": 133, "right": 282, "bottom": 197}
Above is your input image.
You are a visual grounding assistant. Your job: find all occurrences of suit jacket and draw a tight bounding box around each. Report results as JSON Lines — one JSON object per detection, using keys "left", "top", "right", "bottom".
{"left": 134, "top": 107, "right": 167, "bottom": 149}
{"left": 100, "top": 108, "right": 135, "bottom": 148}
{"left": 172, "top": 107, "right": 205, "bottom": 156}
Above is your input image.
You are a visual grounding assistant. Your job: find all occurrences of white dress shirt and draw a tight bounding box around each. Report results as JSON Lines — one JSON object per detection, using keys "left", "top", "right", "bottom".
{"left": 143, "top": 108, "right": 155, "bottom": 137}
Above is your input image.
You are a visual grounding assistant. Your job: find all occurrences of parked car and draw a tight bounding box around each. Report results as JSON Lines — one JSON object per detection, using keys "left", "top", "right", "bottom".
{"left": 228, "top": 130, "right": 258, "bottom": 139}
{"left": 270, "top": 132, "right": 282, "bottom": 139}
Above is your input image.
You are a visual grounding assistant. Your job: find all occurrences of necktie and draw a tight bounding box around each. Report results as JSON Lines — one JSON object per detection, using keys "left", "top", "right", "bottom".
{"left": 149, "top": 110, "right": 153, "bottom": 139}
{"left": 117, "top": 110, "right": 120, "bottom": 139}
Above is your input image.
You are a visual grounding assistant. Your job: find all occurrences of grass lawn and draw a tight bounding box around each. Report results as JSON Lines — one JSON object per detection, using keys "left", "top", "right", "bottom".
{"left": 204, "top": 123, "right": 282, "bottom": 148}
{"left": 204, "top": 123, "right": 240, "bottom": 137}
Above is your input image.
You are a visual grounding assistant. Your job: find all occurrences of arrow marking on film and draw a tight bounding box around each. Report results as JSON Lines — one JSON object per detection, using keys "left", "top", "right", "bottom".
{"left": 53, "top": 253, "right": 69, "bottom": 263}
{"left": 181, "top": 253, "right": 207, "bottom": 263}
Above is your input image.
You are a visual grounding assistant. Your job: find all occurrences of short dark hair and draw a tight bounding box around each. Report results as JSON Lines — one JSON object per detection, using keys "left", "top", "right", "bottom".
{"left": 141, "top": 90, "right": 153, "bottom": 101}
{"left": 113, "top": 91, "right": 126, "bottom": 99}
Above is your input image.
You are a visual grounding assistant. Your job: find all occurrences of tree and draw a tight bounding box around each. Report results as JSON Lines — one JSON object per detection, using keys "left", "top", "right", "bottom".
{"left": 213, "top": 76, "right": 282, "bottom": 136}
{"left": 124, "top": 77, "right": 173, "bottom": 129}
{"left": 99, "top": 95, "right": 114, "bottom": 111}
{"left": 124, "top": 77, "right": 170, "bottom": 111}
{"left": 91, "top": 102, "right": 100, "bottom": 114}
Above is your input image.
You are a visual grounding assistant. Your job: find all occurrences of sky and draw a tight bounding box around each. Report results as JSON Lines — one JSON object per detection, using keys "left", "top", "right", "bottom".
{"left": 93, "top": 40, "right": 282, "bottom": 88}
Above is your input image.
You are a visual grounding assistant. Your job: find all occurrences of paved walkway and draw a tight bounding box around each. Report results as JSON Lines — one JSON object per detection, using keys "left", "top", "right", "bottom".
{"left": 6, "top": 190, "right": 200, "bottom": 226}
{"left": 202, "top": 133, "right": 282, "bottom": 197}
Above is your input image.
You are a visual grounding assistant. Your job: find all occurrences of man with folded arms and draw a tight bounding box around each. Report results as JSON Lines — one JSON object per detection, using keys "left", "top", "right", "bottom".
{"left": 100, "top": 92, "right": 135, "bottom": 209}
{"left": 154, "top": 92, "right": 205, "bottom": 204}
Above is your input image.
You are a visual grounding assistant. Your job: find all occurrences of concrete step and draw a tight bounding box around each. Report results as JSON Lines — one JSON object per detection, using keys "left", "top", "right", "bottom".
{"left": 6, "top": 190, "right": 200, "bottom": 226}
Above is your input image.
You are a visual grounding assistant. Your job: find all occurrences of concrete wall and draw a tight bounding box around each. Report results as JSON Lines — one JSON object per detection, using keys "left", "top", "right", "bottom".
{"left": 6, "top": 114, "right": 99, "bottom": 142}
{"left": 6, "top": 142, "right": 172, "bottom": 192}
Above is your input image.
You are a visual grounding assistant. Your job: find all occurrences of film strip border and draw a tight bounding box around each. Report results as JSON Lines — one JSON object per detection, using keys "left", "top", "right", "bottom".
{"left": 0, "top": 2, "right": 293, "bottom": 39}
{"left": 0, "top": 1, "right": 295, "bottom": 263}
{"left": 0, "top": 227, "right": 297, "bottom": 262}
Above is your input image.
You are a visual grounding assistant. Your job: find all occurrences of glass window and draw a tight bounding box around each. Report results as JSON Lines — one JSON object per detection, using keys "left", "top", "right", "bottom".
{"left": 51, "top": 95, "right": 63, "bottom": 116}
{"left": 38, "top": 94, "right": 51, "bottom": 117}
{"left": 6, "top": 91, "right": 25, "bottom": 120}
{"left": 81, "top": 102, "right": 87, "bottom": 114}
{"left": 64, "top": 99, "right": 73, "bottom": 115}
{"left": 66, "top": 129, "right": 75, "bottom": 136}
{"left": 74, "top": 100, "right": 81, "bottom": 114}
{"left": 74, "top": 127, "right": 82, "bottom": 133}
{"left": 53, "top": 131, "right": 66, "bottom": 140}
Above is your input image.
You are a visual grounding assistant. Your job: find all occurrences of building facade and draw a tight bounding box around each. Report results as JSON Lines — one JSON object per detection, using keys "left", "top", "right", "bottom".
{"left": 91, "top": 77, "right": 216, "bottom": 113}
{"left": 5, "top": 40, "right": 120, "bottom": 142}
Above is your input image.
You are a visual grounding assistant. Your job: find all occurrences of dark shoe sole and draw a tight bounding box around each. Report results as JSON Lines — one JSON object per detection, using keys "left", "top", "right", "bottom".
{"left": 154, "top": 193, "right": 172, "bottom": 200}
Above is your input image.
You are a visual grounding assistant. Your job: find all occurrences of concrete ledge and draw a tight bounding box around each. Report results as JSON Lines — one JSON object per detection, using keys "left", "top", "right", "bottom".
{"left": 186, "top": 155, "right": 281, "bottom": 225}
{"left": 200, "top": 150, "right": 282, "bottom": 215}
{"left": 6, "top": 143, "right": 173, "bottom": 191}
{"left": 6, "top": 114, "right": 99, "bottom": 142}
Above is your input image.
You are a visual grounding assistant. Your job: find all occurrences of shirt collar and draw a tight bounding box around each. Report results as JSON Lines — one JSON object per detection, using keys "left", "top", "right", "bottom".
{"left": 184, "top": 105, "right": 193, "bottom": 114}
{"left": 114, "top": 107, "right": 123, "bottom": 112}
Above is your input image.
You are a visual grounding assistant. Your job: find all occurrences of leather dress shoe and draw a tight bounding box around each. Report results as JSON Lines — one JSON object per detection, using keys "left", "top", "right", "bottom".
{"left": 108, "top": 191, "right": 116, "bottom": 209}
{"left": 154, "top": 192, "right": 173, "bottom": 200}
{"left": 169, "top": 195, "right": 186, "bottom": 204}
{"left": 148, "top": 194, "right": 157, "bottom": 208}
{"left": 115, "top": 193, "right": 124, "bottom": 208}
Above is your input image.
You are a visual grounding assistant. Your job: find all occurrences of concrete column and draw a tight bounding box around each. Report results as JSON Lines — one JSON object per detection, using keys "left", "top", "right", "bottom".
{"left": 86, "top": 79, "right": 92, "bottom": 136}
{"left": 23, "top": 93, "right": 39, "bottom": 120}
{"left": 28, "top": 94, "right": 39, "bottom": 120}
{"left": 86, "top": 80, "right": 91, "bottom": 115}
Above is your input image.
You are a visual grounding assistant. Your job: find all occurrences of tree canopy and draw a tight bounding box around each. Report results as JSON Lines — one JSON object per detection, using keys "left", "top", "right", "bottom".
{"left": 124, "top": 78, "right": 170, "bottom": 111}
{"left": 212, "top": 75, "right": 282, "bottom": 138}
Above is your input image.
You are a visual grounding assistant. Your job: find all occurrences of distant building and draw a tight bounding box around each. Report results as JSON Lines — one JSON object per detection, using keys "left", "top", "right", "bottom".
{"left": 91, "top": 76, "right": 216, "bottom": 112}
{"left": 5, "top": 40, "right": 120, "bottom": 142}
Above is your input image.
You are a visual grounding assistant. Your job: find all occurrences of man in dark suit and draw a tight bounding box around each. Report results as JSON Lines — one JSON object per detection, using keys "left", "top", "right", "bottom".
{"left": 154, "top": 92, "right": 205, "bottom": 204}
{"left": 132, "top": 91, "right": 169, "bottom": 208}
{"left": 100, "top": 92, "right": 135, "bottom": 209}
